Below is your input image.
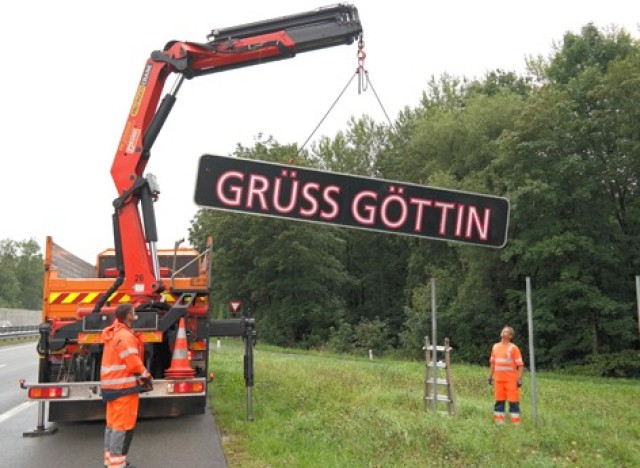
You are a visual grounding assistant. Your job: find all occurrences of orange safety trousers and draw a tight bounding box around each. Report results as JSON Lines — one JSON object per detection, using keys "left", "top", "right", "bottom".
{"left": 494, "top": 378, "right": 519, "bottom": 402}
{"left": 493, "top": 379, "right": 521, "bottom": 425}
{"left": 106, "top": 393, "right": 140, "bottom": 431}
{"left": 105, "top": 394, "right": 139, "bottom": 467}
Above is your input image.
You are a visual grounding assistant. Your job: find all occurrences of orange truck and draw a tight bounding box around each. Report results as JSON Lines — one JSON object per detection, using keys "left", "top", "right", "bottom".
{"left": 27, "top": 236, "right": 213, "bottom": 423}
{"left": 19, "top": 4, "right": 363, "bottom": 431}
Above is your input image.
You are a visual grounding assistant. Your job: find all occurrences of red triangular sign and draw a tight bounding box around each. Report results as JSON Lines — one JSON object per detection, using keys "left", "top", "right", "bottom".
{"left": 229, "top": 301, "right": 242, "bottom": 314}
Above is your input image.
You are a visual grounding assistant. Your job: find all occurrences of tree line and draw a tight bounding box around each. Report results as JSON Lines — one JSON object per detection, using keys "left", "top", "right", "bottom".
{"left": 189, "top": 24, "right": 640, "bottom": 373}
{"left": 4, "top": 24, "right": 639, "bottom": 375}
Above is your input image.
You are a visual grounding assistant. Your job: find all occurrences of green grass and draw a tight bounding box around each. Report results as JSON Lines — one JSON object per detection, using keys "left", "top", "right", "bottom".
{"left": 208, "top": 339, "right": 640, "bottom": 467}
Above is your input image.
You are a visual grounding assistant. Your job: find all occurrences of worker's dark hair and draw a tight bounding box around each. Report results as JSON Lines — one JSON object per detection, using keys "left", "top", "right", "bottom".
{"left": 115, "top": 303, "right": 134, "bottom": 323}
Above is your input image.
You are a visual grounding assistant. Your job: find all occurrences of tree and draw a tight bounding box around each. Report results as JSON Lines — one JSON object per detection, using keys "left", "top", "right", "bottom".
{"left": 312, "top": 117, "right": 409, "bottom": 341}
{"left": 0, "top": 238, "right": 43, "bottom": 309}
{"left": 381, "top": 72, "right": 529, "bottom": 362}
{"left": 190, "top": 138, "right": 352, "bottom": 348}
{"left": 187, "top": 24, "right": 640, "bottom": 369}
{"left": 494, "top": 26, "right": 640, "bottom": 365}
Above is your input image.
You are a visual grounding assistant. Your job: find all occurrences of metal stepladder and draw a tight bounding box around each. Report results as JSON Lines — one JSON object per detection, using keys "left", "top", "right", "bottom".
{"left": 423, "top": 336, "right": 455, "bottom": 415}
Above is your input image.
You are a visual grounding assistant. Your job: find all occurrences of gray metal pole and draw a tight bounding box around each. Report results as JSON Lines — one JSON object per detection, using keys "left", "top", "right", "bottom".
{"left": 526, "top": 277, "right": 538, "bottom": 428}
{"left": 431, "top": 278, "right": 437, "bottom": 411}
{"left": 635, "top": 276, "right": 640, "bottom": 339}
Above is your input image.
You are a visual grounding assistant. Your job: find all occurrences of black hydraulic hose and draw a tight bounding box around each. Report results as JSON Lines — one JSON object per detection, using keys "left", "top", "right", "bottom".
{"left": 92, "top": 212, "right": 125, "bottom": 314}
{"left": 136, "top": 301, "right": 171, "bottom": 312}
{"left": 142, "top": 94, "right": 176, "bottom": 161}
{"left": 92, "top": 274, "right": 124, "bottom": 315}
{"left": 36, "top": 322, "right": 51, "bottom": 359}
{"left": 113, "top": 211, "right": 124, "bottom": 272}
{"left": 140, "top": 185, "right": 158, "bottom": 242}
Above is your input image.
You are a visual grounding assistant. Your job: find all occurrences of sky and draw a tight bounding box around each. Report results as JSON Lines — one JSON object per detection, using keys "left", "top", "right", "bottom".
{"left": 1, "top": 1, "right": 638, "bottom": 262}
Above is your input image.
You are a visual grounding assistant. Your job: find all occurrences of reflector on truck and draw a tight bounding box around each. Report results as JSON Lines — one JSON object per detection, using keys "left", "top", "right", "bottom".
{"left": 167, "top": 381, "right": 205, "bottom": 394}
{"left": 28, "top": 386, "right": 70, "bottom": 399}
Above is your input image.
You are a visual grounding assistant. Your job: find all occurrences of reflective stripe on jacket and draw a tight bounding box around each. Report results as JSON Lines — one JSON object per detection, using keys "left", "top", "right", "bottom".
{"left": 100, "top": 320, "right": 149, "bottom": 401}
{"left": 490, "top": 342, "right": 523, "bottom": 381}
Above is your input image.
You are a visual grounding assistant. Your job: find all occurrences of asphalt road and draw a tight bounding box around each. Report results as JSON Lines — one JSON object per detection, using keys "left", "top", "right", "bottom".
{"left": 0, "top": 343, "right": 228, "bottom": 467}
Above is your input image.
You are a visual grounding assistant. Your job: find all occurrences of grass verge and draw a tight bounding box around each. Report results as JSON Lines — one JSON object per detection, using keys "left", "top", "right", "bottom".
{"left": 209, "top": 339, "right": 639, "bottom": 467}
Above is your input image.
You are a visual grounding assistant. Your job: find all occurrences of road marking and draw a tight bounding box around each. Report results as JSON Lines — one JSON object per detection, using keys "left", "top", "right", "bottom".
{"left": 0, "top": 402, "right": 35, "bottom": 424}
{"left": 0, "top": 364, "right": 6, "bottom": 368}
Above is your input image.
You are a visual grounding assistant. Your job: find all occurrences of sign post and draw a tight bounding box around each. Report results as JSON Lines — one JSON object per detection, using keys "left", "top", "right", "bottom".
{"left": 526, "top": 276, "right": 538, "bottom": 428}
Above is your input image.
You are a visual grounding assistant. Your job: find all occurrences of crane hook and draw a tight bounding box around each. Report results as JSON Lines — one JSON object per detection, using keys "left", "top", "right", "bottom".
{"left": 357, "top": 35, "right": 368, "bottom": 94}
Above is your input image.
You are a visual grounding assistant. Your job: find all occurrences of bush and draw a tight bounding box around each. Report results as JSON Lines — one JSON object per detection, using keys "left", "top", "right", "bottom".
{"left": 562, "top": 350, "right": 640, "bottom": 378}
{"left": 354, "top": 317, "right": 390, "bottom": 354}
{"left": 327, "top": 321, "right": 355, "bottom": 353}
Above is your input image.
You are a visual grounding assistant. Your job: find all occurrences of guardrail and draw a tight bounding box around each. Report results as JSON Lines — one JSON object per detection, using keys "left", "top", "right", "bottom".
{"left": 0, "top": 326, "right": 39, "bottom": 342}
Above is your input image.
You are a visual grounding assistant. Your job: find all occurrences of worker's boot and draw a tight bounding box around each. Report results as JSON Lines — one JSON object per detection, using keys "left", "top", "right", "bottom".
{"left": 105, "top": 462, "right": 135, "bottom": 468}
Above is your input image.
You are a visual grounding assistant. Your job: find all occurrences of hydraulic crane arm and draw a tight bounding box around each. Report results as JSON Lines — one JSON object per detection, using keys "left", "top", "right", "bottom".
{"left": 108, "top": 4, "right": 363, "bottom": 304}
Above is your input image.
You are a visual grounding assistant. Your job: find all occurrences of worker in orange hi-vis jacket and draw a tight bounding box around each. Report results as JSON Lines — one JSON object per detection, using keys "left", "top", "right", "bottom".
{"left": 101, "top": 303, "right": 152, "bottom": 468}
{"left": 488, "top": 325, "right": 525, "bottom": 425}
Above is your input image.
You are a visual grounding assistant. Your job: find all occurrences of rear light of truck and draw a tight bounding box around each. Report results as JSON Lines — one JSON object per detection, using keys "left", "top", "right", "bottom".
{"left": 190, "top": 340, "right": 207, "bottom": 351}
{"left": 28, "top": 386, "right": 70, "bottom": 399}
{"left": 167, "top": 381, "right": 205, "bottom": 394}
{"left": 189, "top": 351, "right": 205, "bottom": 361}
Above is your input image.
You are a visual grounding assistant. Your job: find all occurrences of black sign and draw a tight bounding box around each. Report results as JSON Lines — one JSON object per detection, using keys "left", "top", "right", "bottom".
{"left": 194, "top": 155, "right": 510, "bottom": 248}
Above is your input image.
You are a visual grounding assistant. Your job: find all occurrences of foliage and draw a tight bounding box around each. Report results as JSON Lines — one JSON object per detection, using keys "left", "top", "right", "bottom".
{"left": 327, "top": 320, "right": 355, "bottom": 353}
{"left": 353, "top": 317, "right": 390, "bottom": 353}
{"left": 189, "top": 23, "right": 640, "bottom": 370}
{"left": 0, "top": 238, "right": 43, "bottom": 309}
{"left": 4, "top": 25, "right": 639, "bottom": 377}
{"left": 562, "top": 350, "right": 640, "bottom": 378}
{"left": 190, "top": 140, "right": 352, "bottom": 348}
{"left": 492, "top": 25, "right": 640, "bottom": 366}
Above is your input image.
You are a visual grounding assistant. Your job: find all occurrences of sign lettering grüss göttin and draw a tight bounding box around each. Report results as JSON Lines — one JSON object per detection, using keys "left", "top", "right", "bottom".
{"left": 195, "top": 155, "right": 510, "bottom": 248}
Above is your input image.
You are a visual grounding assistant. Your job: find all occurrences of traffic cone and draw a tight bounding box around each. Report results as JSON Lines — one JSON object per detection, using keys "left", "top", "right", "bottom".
{"left": 165, "top": 317, "right": 195, "bottom": 379}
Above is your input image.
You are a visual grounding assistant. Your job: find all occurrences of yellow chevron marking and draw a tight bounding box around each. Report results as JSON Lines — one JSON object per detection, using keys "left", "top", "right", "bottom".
{"left": 62, "top": 292, "right": 80, "bottom": 304}
{"left": 81, "top": 292, "right": 100, "bottom": 304}
{"left": 161, "top": 292, "right": 175, "bottom": 302}
{"left": 49, "top": 292, "right": 61, "bottom": 303}
{"left": 108, "top": 292, "right": 118, "bottom": 301}
{"left": 120, "top": 295, "right": 131, "bottom": 303}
